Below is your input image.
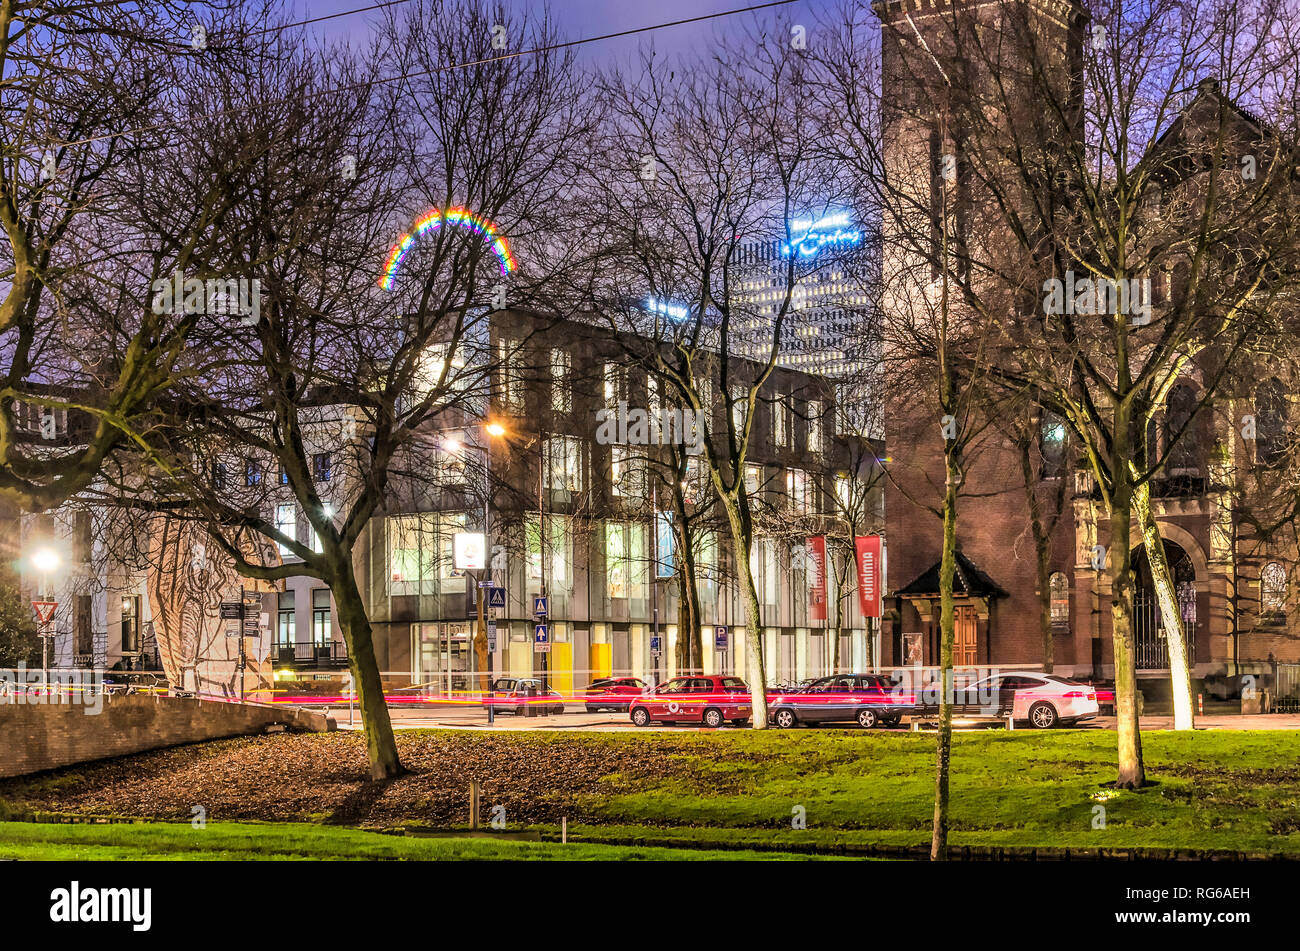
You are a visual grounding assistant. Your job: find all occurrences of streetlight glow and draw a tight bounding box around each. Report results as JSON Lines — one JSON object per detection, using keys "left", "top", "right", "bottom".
{"left": 31, "top": 548, "right": 60, "bottom": 574}
{"left": 485, "top": 421, "right": 506, "bottom": 438}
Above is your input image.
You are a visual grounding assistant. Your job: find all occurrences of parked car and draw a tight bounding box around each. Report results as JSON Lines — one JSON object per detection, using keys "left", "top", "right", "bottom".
{"left": 911, "top": 671, "right": 1099, "bottom": 728}
{"left": 583, "top": 676, "right": 649, "bottom": 712}
{"left": 768, "top": 673, "right": 914, "bottom": 729}
{"left": 483, "top": 677, "right": 566, "bottom": 716}
{"left": 628, "top": 675, "right": 752, "bottom": 728}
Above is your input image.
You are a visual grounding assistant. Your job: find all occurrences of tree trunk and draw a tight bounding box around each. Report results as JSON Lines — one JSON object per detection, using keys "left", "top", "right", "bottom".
{"left": 1109, "top": 429, "right": 1146, "bottom": 789}
{"left": 674, "top": 524, "right": 704, "bottom": 675}
{"left": 1019, "top": 437, "right": 1054, "bottom": 673}
{"left": 1133, "top": 481, "right": 1194, "bottom": 730}
{"left": 931, "top": 453, "right": 960, "bottom": 861}
{"left": 831, "top": 545, "right": 850, "bottom": 673}
{"left": 723, "top": 495, "right": 768, "bottom": 727}
{"left": 333, "top": 569, "right": 403, "bottom": 780}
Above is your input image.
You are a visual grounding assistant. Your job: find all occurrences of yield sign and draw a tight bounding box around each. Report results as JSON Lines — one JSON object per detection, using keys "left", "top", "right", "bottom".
{"left": 32, "top": 600, "right": 58, "bottom": 624}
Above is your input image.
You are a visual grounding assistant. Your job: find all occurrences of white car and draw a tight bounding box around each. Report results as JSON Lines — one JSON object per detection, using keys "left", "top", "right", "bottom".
{"left": 939, "top": 672, "right": 1100, "bottom": 728}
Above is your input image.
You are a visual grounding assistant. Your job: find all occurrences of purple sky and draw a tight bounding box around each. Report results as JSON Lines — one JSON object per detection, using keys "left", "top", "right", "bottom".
{"left": 291, "top": 0, "right": 828, "bottom": 64}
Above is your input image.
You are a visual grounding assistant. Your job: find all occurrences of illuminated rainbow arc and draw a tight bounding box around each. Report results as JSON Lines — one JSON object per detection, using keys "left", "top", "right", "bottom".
{"left": 378, "top": 206, "right": 517, "bottom": 289}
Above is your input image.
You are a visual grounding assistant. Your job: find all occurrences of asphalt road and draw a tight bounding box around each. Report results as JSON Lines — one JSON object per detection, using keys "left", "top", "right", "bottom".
{"left": 316, "top": 704, "right": 1300, "bottom": 733}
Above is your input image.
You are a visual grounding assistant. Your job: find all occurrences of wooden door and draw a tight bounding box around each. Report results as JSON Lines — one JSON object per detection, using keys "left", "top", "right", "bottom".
{"left": 954, "top": 605, "right": 978, "bottom": 667}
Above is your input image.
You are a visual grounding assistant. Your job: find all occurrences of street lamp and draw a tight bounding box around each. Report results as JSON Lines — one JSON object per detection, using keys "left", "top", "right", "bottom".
{"left": 483, "top": 419, "right": 550, "bottom": 693}
{"left": 30, "top": 547, "right": 60, "bottom": 676}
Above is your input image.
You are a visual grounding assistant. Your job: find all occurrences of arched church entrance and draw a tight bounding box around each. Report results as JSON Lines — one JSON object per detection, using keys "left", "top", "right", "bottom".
{"left": 1130, "top": 540, "right": 1197, "bottom": 670}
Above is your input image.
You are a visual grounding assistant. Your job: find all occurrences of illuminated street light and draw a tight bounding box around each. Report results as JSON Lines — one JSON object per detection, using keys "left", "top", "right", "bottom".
{"left": 31, "top": 548, "right": 60, "bottom": 576}
{"left": 30, "top": 547, "right": 60, "bottom": 674}
{"left": 485, "top": 421, "right": 506, "bottom": 438}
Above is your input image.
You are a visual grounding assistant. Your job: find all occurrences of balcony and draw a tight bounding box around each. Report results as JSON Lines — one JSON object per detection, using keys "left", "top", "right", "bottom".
{"left": 271, "top": 641, "right": 349, "bottom": 669}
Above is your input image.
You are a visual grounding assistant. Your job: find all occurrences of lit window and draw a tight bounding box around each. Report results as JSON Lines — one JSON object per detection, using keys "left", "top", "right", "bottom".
{"left": 1262, "top": 562, "right": 1287, "bottom": 615}
{"left": 277, "top": 591, "right": 296, "bottom": 648}
{"left": 543, "top": 436, "right": 585, "bottom": 493}
{"left": 311, "top": 588, "right": 331, "bottom": 646}
{"left": 1049, "top": 571, "right": 1070, "bottom": 627}
{"left": 787, "top": 468, "right": 813, "bottom": 514}
{"left": 551, "top": 348, "right": 571, "bottom": 413}
{"left": 275, "top": 504, "right": 296, "bottom": 556}
{"left": 808, "top": 400, "right": 824, "bottom": 453}
{"left": 773, "top": 393, "right": 789, "bottom": 447}
{"left": 313, "top": 452, "right": 332, "bottom": 482}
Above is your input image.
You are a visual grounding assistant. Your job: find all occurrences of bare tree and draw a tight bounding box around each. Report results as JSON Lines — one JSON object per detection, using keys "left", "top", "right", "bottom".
{"left": 579, "top": 32, "right": 835, "bottom": 725}
{"left": 0, "top": 1, "right": 280, "bottom": 510}
{"left": 102, "top": 0, "right": 588, "bottom": 779}
{"left": 823, "top": 0, "right": 1300, "bottom": 788}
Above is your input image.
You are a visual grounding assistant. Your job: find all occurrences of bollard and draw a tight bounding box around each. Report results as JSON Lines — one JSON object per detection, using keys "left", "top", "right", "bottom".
{"left": 562, "top": 816, "right": 567, "bottom": 844}
{"left": 469, "top": 780, "right": 481, "bottom": 831}
{"left": 1197, "top": 693, "right": 1204, "bottom": 716}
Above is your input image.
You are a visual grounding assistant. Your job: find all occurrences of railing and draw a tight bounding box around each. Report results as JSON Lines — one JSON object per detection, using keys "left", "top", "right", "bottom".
{"left": 1275, "top": 663, "right": 1300, "bottom": 713}
{"left": 270, "top": 642, "right": 349, "bottom": 667}
{"left": 1133, "top": 593, "right": 1196, "bottom": 670}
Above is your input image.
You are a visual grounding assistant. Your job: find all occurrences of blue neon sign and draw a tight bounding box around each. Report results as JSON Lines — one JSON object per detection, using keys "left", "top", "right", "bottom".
{"left": 645, "top": 296, "right": 690, "bottom": 321}
{"left": 782, "top": 212, "right": 862, "bottom": 258}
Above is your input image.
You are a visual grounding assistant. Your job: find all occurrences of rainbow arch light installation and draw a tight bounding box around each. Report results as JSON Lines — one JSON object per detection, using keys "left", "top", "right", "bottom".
{"left": 378, "top": 206, "right": 516, "bottom": 289}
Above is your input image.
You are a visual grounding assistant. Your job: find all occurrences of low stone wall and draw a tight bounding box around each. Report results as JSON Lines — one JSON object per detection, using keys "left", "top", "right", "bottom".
{"left": 0, "top": 694, "right": 334, "bottom": 779}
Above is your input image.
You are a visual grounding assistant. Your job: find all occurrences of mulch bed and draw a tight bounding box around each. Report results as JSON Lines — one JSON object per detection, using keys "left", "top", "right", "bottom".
{"left": 0, "top": 732, "right": 694, "bottom": 827}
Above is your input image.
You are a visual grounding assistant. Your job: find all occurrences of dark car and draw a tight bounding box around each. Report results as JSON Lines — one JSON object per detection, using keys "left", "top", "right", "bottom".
{"left": 768, "top": 673, "right": 914, "bottom": 729}
{"left": 628, "top": 675, "right": 752, "bottom": 728}
{"left": 483, "top": 677, "right": 566, "bottom": 716}
{"left": 583, "top": 676, "right": 649, "bottom": 712}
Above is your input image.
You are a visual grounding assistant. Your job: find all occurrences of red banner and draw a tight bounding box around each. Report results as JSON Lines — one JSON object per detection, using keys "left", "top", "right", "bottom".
{"left": 806, "top": 536, "right": 827, "bottom": 621}
{"left": 855, "top": 535, "right": 883, "bottom": 618}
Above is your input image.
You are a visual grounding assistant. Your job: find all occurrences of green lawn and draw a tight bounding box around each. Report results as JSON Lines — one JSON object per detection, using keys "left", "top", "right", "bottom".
{"left": 0, "top": 820, "right": 837, "bottom": 861}
{"left": 3, "top": 728, "right": 1299, "bottom": 859}
{"left": 556, "top": 728, "right": 1300, "bottom": 856}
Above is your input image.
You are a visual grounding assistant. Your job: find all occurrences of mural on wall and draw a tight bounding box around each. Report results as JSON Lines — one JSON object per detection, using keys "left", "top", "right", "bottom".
{"left": 147, "top": 518, "right": 280, "bottom": 700}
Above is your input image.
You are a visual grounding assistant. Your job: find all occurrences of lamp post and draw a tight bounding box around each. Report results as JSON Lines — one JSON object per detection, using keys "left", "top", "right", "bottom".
{"left": 483, "top": 421, "right": 508, "bottom": 724}
{"left": 31, "top": 547, "right": 60, "bottom": 679}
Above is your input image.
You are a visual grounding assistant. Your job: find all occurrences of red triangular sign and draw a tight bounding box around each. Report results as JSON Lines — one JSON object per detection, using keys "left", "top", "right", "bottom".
{"left": 32, "top": 600, "right": 57, "bottom": 624}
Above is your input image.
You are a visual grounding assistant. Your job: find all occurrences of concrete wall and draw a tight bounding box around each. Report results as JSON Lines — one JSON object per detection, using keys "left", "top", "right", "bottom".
{"left": 0, "top": 694, "right": 333, "bottom": 779}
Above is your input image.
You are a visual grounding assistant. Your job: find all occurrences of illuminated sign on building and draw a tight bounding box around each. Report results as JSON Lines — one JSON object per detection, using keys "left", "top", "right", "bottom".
{"left": 782, "top": 212, "right": 862, "bottom": 258}
{"left": 645, "top": 296, "right": 690, "bottom": 321}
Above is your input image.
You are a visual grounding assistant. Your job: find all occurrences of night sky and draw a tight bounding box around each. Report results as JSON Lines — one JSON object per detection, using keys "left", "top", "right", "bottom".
{"left": 290, "top": 0, "right": 831, "bottom": 65}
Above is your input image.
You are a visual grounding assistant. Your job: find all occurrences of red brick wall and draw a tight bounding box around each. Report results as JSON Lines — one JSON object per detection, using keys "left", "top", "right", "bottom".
{"left": 885, "top": 422, "right": 1078, "bottom": 669}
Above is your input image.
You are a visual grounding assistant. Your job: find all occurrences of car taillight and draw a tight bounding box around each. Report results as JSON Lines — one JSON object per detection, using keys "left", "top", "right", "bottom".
{"left": 1061, "top": 691, "right": 1086, "bottom": 698}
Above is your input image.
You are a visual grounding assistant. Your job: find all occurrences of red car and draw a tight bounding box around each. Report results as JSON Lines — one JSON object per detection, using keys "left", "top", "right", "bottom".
{"left": 629, "top": 675, "right": 752, "bottom": 728}
{"left": 583, "top": 676, "right": 649, "bottom": 712}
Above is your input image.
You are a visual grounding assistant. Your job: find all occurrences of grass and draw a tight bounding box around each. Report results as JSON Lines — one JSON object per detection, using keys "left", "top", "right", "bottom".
{"left": 558, "top": 728, "right": 1300, "bottom": 855}
{"left": 0, "top": 820, "right": 838, "bottom": 861}
{"left": 4, "top": 727, "right": 1299, "bottom": 858}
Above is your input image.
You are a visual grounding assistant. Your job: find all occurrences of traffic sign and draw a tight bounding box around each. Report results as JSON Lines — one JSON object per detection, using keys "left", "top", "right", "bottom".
{"left": 650, "top": 635, "right": 662, "bottom": 658}
{"left": 487, "top": 620, "right": 498, "bottom": 652}
{"left": 488, "top": 586, "right": 506, "bottom": 610}
{"left": 535, "top": 623, "right": 549, "bottom": 643}
{"left": 31, "top": 600, "right": 57, "bottom": 625}
{"left": 533, "top": 595, "right": 548, "bottom": 617}
{"left": 220, "top": 601, "right": 243, "bottom": 619}
{"left": 715, "top": 625, "right": 728, "bottom": 650}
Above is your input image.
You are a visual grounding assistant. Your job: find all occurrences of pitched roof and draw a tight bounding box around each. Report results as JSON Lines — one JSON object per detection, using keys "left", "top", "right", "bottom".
{"left": 895, "top": 550, "right": 1008, "bottom": 599}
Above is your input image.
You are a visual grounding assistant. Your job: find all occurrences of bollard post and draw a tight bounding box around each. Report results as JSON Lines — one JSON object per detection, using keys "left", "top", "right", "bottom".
{"left": 562, "top": 816, "right": 567, "bottom": 844}
{"left": 469, "top": 780, "right": 481, "bottom": 831}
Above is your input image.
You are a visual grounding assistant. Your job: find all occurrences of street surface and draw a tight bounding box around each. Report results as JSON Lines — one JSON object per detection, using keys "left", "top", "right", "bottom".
{"left": 313, "top": 704, "right": 1300, "bottom": 733}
